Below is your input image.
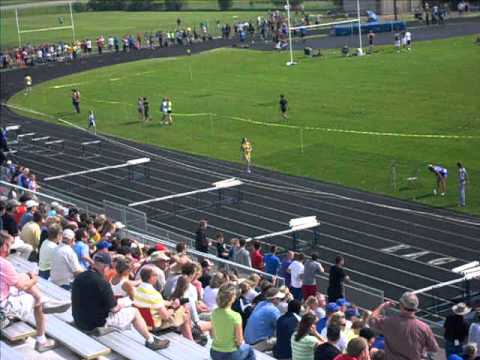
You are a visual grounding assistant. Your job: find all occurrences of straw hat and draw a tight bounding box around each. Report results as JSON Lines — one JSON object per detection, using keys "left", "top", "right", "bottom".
{"left": 452, "top": 302, "right": 471, "bottom": 316}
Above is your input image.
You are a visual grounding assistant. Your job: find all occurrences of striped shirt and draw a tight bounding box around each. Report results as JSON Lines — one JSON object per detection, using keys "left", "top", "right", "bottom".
{"left": 133, "top": 282, "right": 164, "bottom": 309}
{"left": 291, "top": 333, "right": 318, "bottom": 360}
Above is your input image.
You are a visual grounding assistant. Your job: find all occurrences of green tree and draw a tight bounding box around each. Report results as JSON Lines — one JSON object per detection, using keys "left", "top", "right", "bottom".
{"left": 271, "top": 0, "right": 304, "bottom": 9}
{"left": 218, "top": 0, "right": 233, "bottom": 11}
{"left": 87, "top": 0, "right": 127, "bottom": 11}
{"left": 165, "top": 0, "right": 184, "bottom": 11}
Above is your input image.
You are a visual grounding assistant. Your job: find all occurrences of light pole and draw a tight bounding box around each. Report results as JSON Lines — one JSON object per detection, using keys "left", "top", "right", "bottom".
{"left": 286, "top": 0, "right": 297, "bottom": 66}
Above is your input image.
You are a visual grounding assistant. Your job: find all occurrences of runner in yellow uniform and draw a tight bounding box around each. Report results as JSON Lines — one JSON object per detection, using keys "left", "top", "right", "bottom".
{"left": 241, "top": 137, "right": 252, "bottom": 174}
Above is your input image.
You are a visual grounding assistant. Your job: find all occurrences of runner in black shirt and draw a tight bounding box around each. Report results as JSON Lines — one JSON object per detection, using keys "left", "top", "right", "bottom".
{"left": 279, "top": 94, "right": 288, "bottom": 120}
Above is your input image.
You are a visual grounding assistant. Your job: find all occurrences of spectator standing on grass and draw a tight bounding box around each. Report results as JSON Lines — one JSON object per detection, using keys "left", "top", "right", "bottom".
{"left": 38, "top": 223, "right": 62, "bottom": 279}
{"left": 274, "top": 299, "right": 302, "bottom": 360}
{"left": 394, "top": 32, "right": 401, "bottom": 52}
{"left": 369, "top": 292, "right": 439, "bottom": 359}
{"left": 71, "top": 89, "right": 81, "bottom": 114}
{"left": 458, "top": 162, "right": 468, "bottom": 207}
{"left": 280, "top": 94, "right": 288, "bottom": 120}
{"left": 279, "top": 250, "right": 294, "bottom": 288}
{"left": 327, "top": 255, "right": 350, "bottom": 303}
{"left": 234, "top": 238, "right": 252, "bottom": 268}
{"left": 211, "top": 283, "right": 256, "bottom": 360}
{"left": 264, "top": 245, "right": 281, "bottom": 276}
{"left": 302, "top": 253, "right": 324, "bottom": 300}
{"left": 143, "top": 97, "right": 151, "bottom": 121}
{"left": 444, "top": 303, "right": 471, "bottom": 357}
{"left": 367, "top": 30, "right": 375, "bottom": 53}
{"left": 137, "top": 97, "right": 145, "bottom": 121}
{"left": 195, "top": 219, "right": 209, "bottom": 253}
{"left": 250, "top": 241, "right": 264, "bottom": 271}
{"left": 72, "top": 253, "right": 170, "bottom": 350}
{"left": 288, "top": 253, "right": 305, "bottom": 301}
{"left": 405, "top": 31, "right": 412, "bottom": 51}
{"left": 114, "top": 36, "right": 120, "bottom": 52}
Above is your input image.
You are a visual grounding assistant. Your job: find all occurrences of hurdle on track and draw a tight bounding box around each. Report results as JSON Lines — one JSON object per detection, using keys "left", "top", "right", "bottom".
{"left": 81, "top": 140, "right": 102, "bottom": 158}
{"left": 43, "top": 157, "right": 151, "bottom": 181}
{"left": 15, "top": 132, "right": 36, "bottom": 150}
{"left": 128, "top": 178, "right": 243, "bottom": 207}
{"left": 244, "top": 216, "right": 321, "bottom": 251}
{"left": 45, "top": 139, "right": 65, "bottom": 153}
{"left": 5, "top": 125, "right": 20, "bottom": 146}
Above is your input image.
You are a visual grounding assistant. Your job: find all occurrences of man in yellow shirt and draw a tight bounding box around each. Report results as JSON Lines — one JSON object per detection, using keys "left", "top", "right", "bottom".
{"left": 134, "top": 266, "right": 192, "bottom": 339}
{"left": 20, "top": 211, "right": 43, "bottom": 252}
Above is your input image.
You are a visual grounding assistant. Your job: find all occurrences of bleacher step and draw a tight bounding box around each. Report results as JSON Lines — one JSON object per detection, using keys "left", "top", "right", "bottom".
{"left": 0, "top": 340, "right": 26, "bottom": 360}
{"left": 1, "top": 321, "right": 36, "bottom": 342}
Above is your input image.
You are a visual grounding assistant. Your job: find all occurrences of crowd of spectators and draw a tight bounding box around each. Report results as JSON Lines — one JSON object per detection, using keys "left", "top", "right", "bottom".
{"left": 1, "top": 158, "right": 480, "bottom": 360}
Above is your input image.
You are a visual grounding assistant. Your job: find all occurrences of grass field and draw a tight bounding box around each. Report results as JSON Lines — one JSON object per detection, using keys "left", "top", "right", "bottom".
{"left": 8, "top": 36, "right": 480, "bottom": 215}
{"left": 0, "top": 9, "right": 265, "bottom": 49}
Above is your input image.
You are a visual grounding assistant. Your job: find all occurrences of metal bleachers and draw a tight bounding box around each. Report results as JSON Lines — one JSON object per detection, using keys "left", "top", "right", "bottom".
{"left": 0, "top": 340, "right": 26, "bottom": 360}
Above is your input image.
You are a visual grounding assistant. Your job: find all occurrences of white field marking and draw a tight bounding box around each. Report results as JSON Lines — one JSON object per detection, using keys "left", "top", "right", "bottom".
{"left": 109, "top": 78, "right": 121, "bottom": 82}
{"left": 5, "top": 102, "right": 480, "bottom": 227}
{"left": 50, "top": 82, "right": 85, "bottom": 89}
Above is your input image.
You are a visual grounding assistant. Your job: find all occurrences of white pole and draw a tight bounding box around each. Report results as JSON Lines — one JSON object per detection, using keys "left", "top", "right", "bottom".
{"left": 69, "top": 2, "right": 76, "bottom": 42}
{"left": 15, "top": 8, "right": 22, "bottom": 48}
{"left": 300, "top": 127, "right": 304, "bottom": 153}
{"left": 286, "top": 0, "right": 296, "bottom": 66}
{"left": 356, "top": 0, "right": 363, "bottom": 53}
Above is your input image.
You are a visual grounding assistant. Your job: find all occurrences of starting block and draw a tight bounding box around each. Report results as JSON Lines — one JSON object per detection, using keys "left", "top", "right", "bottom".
{"left": 81, "top": 140, "right": 101, "bottom": 158}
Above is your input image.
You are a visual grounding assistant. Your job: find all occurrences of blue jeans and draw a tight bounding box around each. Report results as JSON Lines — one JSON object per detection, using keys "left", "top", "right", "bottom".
{"left": 444, "top": 340, "right": 463, "bottom": 358}
{"left": 290, "top": 287, "right": 303, "bottom": 301}
{"left": 210, "top": 344, "right": 256, "bottom": 360}
{"left": 38, "top": 270, "right": 50, "bottom": 280}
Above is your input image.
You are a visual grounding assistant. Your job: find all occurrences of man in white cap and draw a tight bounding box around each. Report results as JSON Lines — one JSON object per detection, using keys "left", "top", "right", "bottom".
{"left": 369, "top": 292, "right": 439, "bottom": 360}
{"left": 135, "top": 251, "right": 170, "bottom": 293}
{"left": 50, "top": 229, "right": 83, "bottom": 290}
{"left": 245, "top": 287, "right": 285, "bottom": 351}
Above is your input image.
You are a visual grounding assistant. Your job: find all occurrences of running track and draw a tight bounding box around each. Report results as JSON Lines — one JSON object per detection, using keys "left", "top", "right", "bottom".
{"left": 1, "top": 21, "right": 480, "bottom": 326}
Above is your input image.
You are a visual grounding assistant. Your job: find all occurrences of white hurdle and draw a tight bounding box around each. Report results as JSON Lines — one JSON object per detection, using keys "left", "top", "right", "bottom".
{"left": 43, "top": 157, "right": 150, "bottom": 181}
{"left": 128, "top": 178, "right": 243, "bottom": 207}
{"left": 45, "top": 139, "right": 65, "bottom": 153}
{"left": 81, "top": 140, "right": 101, "bottom": 158}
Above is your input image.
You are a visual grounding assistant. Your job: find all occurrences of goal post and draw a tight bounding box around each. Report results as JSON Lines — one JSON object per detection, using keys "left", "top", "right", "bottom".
{"left": 285, "top": 0, "right": 363, "bottom": 66}
{"left": 14, "top": 1, "right": 76, "bottom": 48}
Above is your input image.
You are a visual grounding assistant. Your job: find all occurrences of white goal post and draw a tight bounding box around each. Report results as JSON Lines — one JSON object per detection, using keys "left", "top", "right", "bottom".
{"left": 14, "top": 1, "right": 76, "bottom": 48}
{"left": 285, "top": 0, "right": 363, "bottom": 66}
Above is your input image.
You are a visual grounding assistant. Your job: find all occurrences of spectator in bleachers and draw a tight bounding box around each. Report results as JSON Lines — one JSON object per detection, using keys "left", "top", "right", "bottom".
{"left": 203, "top": 272, "right": 228, "bottom": 312}
{"left": 245, "top": 287, "right": 285, "bottom": 351}
{"left": 291, "top": 312, "right": 325, "bottom": 359}
{"left": 134, "top": 265, "right": 193, "bottom": 340}
{"left": 19, "top": 209, "right": 43, "bottom": 253}
{"left": 72, "top": 253, "right": 170, "bottom": 350}
{"left": 334, "top": 337, "right": 370, "bottom": 360}
{"left": 264, "top": 245, "right": 281, "bottom": 276}
{"left": 316, "top": 302, "right": 340, "bottom": 333}
{"left": 195, "top": 219, "right": 210, "bottom": 253}
{"left": 302, "top": 253, "right": 324, "bottom": 300}
{"left": 13, "top": 194, "right": 28, "bottom": 224}
{"left": 2, "top": 199, "right": 32, "bottom": 260}
{"left": 136, "top": 250, "right": 170, "bottom": 293}
{"left": 368, "top": 292, "right": 439, "bottom": 359}
{"left": 315, "top": 293, "right": 327, "bottom": 319}
{"left": 232, "top": 280, "right": 254, "bottom": 329}
{"left": 50, "top": 229, "right": 83, "bottom": 290}
{"left": 19, "top": 199, "right": 38, "bottom": 230}
{"left": 38, "top": 223, "right": 62, "bottom": 279}
{"left": 279, "top": 250, "right": 294, "bottom": 288}
{"left": 110, "top": 257, "right": 137, "bottom": 302}
{"left": 348, "top": 319, "right": 365, "bottom": 342}
{"left": 170, "top": 242, "right": 192, "bottom": 274}
{"left": 210, "top": 282, "right": 256, "bottom": 360}
{"left": 0, "top": 231, "right": 70, "bottom": 352}
{"left": 288, "top": 252, "right": 305, "bottom": 301}
{"left": 371, "top": 350, "right": 385, "bottom": 360}
{"left": 245, "top": 274, "right": 261, "bottom": 302}
{"left": 444, "top": 302, "right": 472, "bottom": 357}
{"left": 251, "top": 241, "right": 264, "bottom": 271}
{"left": 320, "top": 312, "right": 349, "bottom": 353}
{"left": 73, "top": 228, "right": 93, "bottom": 270}
{"left": 273, "top": 298, "right": 302, "bottom": 359}
{"left": 305, "top": 295, "right": 324, "bottom": 321}
{"left": 215, "top": 232, "right": 229, "bottom": 260}
{"left": 234, "top": 238, "right": 252, "bottom": 268}
{"left": 314, "top": 325, "right": 341, "bottom": 360}
{"left": 469, "top": 307, "right": 480, "bottom": 349}
{"left": 327, "top": 255, "right": 350, "bottom": 303}
{"left": 359, "top": 327, "right": 377, "bottom": 354}
{"left": 199, "top": 258, "right": 213, "bottom": 288}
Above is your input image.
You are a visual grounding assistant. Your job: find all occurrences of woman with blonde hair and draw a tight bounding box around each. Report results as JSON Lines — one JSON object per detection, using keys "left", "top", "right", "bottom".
{"left": 211, "top": 283, "right": 256, "bottom": 360}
